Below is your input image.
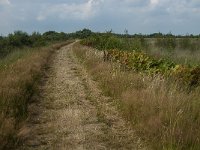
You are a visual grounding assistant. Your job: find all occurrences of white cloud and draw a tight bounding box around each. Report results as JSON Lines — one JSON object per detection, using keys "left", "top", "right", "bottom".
{"left": 150, "top": 0, "right": 159, "bottom": 5}
{"left": 36, "top": 0, "right": 103, "bottom": 21}
{"left": 0, "top": 0, "right": 200, "bottom": 35}
{"left": 0, "top": 0, "right": 10, "bottom": 6}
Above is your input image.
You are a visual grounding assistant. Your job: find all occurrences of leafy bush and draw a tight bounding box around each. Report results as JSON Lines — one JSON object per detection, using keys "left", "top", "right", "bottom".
{"left": 107, "top": 49, "right": 200, "bottom": 88}
{"left": 7, "top": 31, "right": 32, "bottom": 47}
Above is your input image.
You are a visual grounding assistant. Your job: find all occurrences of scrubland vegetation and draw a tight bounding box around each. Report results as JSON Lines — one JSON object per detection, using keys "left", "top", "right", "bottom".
{"left": 78, "top": 32, "right": 200, "bottom": 149}
{"left": 0, "top": 29, "right": 200, "bottom": 149}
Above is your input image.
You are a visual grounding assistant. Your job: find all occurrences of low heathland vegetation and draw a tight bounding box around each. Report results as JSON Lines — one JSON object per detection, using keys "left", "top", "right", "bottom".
{"left": 78, "top": 33, "right": 200, "bottom": 150}
{"left": 1, "top": 29, "right": 200, "bottom": 149}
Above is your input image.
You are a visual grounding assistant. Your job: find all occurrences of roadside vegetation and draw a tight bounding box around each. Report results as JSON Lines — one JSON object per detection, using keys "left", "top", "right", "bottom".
{"left": 0, "top": 30, "right": 77, "bottom": 149}
{"left": 78, "top": 32, "right": 200, "bottom": 150}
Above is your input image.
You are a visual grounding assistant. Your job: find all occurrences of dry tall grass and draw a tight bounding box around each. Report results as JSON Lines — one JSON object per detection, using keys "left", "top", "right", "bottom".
{"left": 0, "top": 41, "right": 73, "bottom": 149}
{"left": 73, "top": 43, "right": 200, "bottom": 150}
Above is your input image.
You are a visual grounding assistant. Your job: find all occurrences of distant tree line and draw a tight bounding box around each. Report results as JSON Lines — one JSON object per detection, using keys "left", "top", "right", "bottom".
{"left": 1, "top": 28, "right": 200, "bottom": 58}
{"left": 0, "top": 29, "right": 94, "bottom": 58}
{"left": 112, "top": 31, "right": 200, "bottom": 38}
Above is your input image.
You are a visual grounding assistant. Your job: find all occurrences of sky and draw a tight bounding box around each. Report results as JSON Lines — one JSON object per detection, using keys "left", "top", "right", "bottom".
{"left": 0, "top": 0, "right": 200, "bottom": 35}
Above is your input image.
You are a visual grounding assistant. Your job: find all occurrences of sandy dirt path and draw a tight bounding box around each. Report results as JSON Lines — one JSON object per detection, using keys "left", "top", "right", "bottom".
{"left": 18, "top": 42, "right": 145, "bottom": 150}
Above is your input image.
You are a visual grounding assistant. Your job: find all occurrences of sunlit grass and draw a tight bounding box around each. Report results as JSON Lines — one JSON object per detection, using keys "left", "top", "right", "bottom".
{"left": 74, "top": 43, "right": 200, "bottom": 150}
{"left": 0, "top": 40, "right": 73, "bottom": 149}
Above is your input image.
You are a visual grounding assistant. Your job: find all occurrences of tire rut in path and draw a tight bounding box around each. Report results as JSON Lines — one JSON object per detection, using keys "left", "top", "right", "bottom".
{"left": 18, "top": 42, "right": 145, "bottom": 150}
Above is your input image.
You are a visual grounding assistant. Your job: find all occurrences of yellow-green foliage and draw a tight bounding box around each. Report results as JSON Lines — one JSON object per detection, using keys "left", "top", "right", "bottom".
{"left": 172, "top": 65, "right": 200, "bottom": 87}
{"left": 106, "top": 49, "right": 200, "bottom": 88}
{"left": 81, "top": 35, "right": 200, "bottom": 88}
{"left": 108, "top": 49, "right": 173, "bottom": 73}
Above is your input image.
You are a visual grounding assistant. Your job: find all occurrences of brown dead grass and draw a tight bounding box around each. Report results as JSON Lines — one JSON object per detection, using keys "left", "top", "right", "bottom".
{"left": 0, "top": 40, "right": 73, "bottom": 150}
{"left": 73, "top": 43, "right": 200, "bottom": 150}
